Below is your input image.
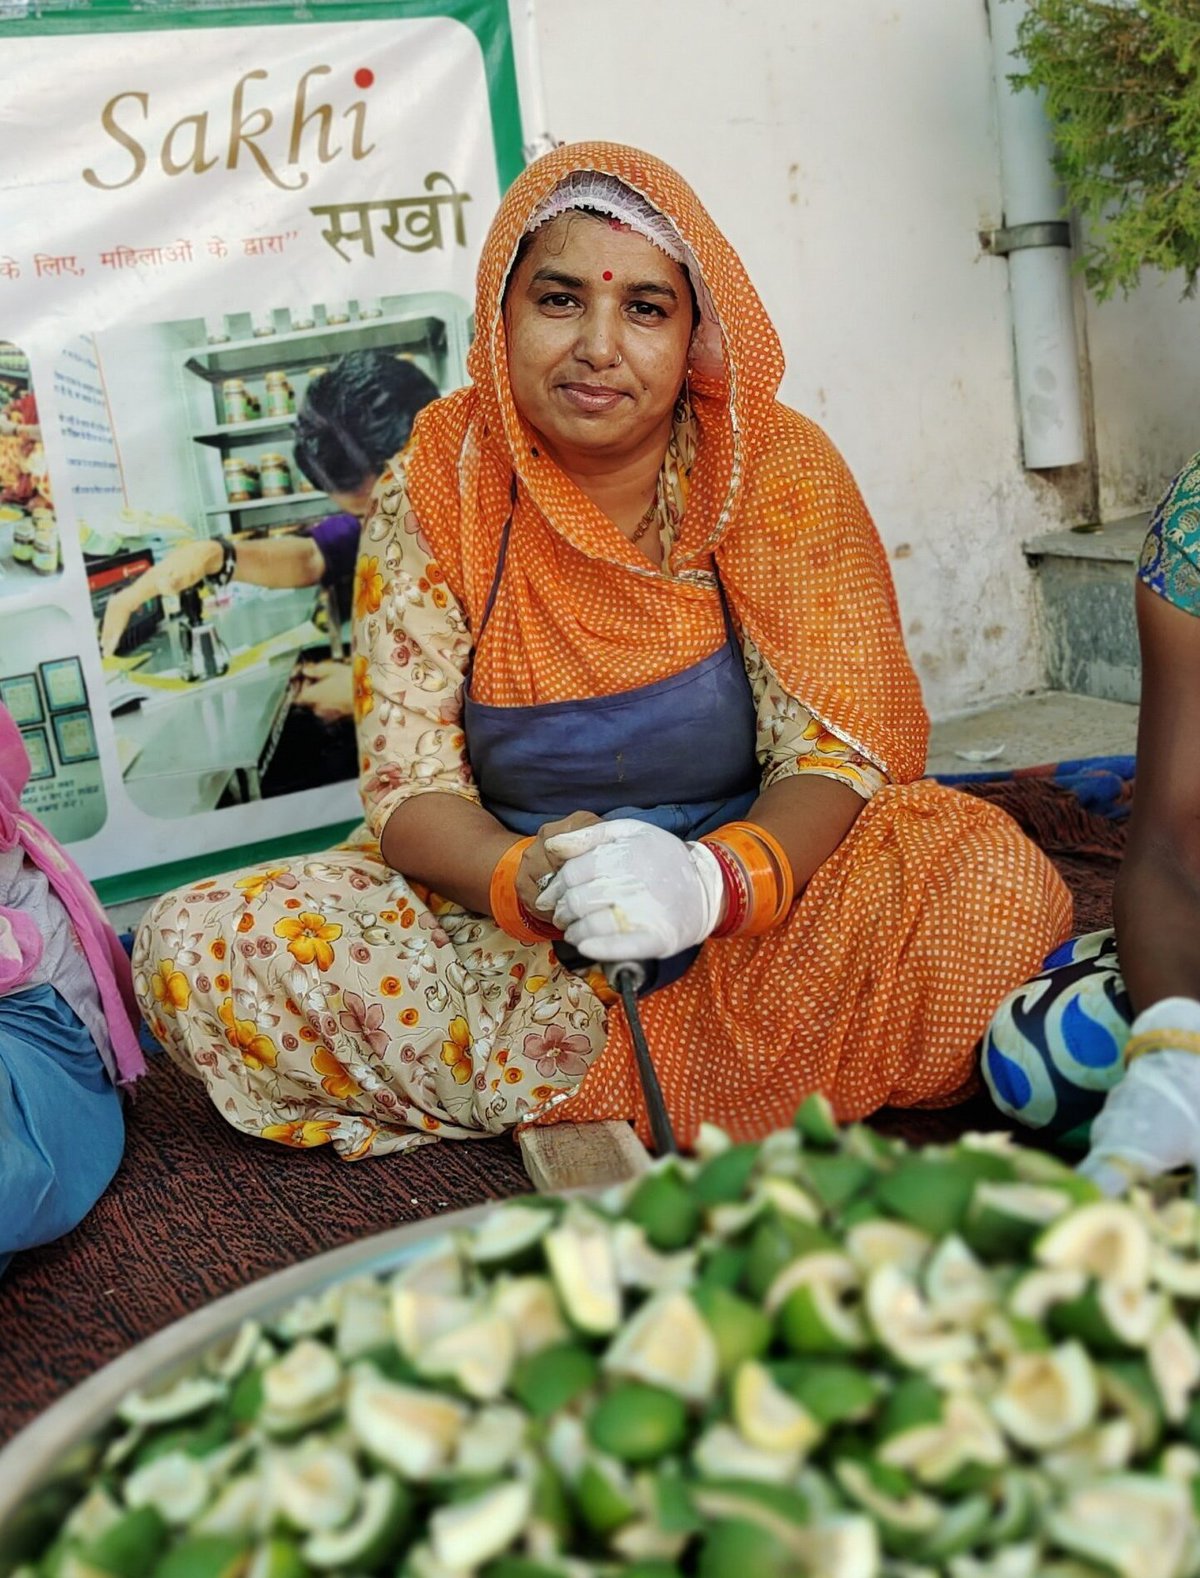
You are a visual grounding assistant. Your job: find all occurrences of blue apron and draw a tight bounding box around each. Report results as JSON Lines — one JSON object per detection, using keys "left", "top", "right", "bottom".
{"left": 463, "top": 512, "right": 760, "bottom": 992}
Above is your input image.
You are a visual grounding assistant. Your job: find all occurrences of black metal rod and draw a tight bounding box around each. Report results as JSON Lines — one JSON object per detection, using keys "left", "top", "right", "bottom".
{"left": 608, "top": 962, "right": 678, "bottom": 1156}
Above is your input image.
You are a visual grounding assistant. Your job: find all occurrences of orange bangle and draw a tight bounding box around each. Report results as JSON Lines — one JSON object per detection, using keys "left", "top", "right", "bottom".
{"left": 488, "top": 838, "right": 548, "bottom": 944}
{"left": 703, "top": 821, "right": 795, "bottom": 936}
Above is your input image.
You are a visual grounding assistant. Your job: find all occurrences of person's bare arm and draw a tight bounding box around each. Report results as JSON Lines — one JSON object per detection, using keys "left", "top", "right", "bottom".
{"left": 234, "top": 535, "right": 326, "bottom": 587}
{"left": 1113, "top": 581, "right": 1200, "bottom": 1010}
{"left": 745, "top": 773, "right": 865, "bottom": 895}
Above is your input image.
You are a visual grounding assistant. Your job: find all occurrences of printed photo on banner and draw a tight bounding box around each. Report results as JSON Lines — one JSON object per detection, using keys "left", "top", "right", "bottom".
{"left": 0, "top": 5, "right": 516, "bottom": 885}
{"left": 71, "top": 298, "right": 462, "bottom": 820}
{"left": 0, "top": 342, "right": 60, "bottom": 597}
{"left": 1, "top": 607, "right": 107, "bottom": 843}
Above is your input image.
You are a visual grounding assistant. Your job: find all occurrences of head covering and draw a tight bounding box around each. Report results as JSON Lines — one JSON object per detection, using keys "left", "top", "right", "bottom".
{"left": 406, "top": 141, "right": 928, "bottom": 782}
{"left": 0, "top": 705, "right": 144, "bottom": 1083}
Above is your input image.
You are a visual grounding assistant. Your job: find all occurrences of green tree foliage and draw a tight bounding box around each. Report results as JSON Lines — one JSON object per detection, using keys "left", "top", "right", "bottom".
{"left": 1016, "top": 0, "right": 1200, "bottom": 296}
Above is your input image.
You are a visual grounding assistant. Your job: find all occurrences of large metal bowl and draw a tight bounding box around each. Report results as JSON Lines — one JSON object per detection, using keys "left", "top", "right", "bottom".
{"left": 0, "top": 1204, "right": 492, "bottom": 1570}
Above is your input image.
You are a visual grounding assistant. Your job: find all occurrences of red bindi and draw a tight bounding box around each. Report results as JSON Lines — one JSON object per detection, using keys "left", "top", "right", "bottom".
{"left": 602, "top": 270, "right": 613, "bottom": 281}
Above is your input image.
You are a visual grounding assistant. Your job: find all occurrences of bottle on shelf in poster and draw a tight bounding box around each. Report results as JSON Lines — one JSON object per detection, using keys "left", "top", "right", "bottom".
{"left": 11, "top": 512, "right": 34, "bottom": 564}
{"left": 324, "top": 301, "right": 351, "bottom": 325}
{"left": 358, "top": 298, "right": 383, "bottom": 320}
{"left": 259, "top": 453, "right": 292, "bottom": 498}
{"left": 31, "top": 508, "right": 58, "bottom": 575}
{"left": 205, "top": 316, "right": 231, "bottom": 345}
{"left": 221, "top": 378, "right": 251, "bottom": 424}
{"left": 251, "top": 308, "right": 278, "bottom": 338}
{"left": 223, "top": 458, "right": 261, "bottom": 503}
{"left": 263, "top": 372, "right": 295, "bottom": 418}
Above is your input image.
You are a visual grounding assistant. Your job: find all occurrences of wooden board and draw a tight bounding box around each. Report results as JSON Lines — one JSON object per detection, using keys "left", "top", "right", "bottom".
{"left": 519, "top": 1120, "right": 653, "bottom": 1193}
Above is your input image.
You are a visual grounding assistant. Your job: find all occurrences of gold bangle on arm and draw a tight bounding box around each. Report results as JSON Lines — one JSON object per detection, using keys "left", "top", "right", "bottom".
{"left": 1123, "top": 1028, "right": 1200, "bottom": 1065}
{"left": 488, "top": 837, "right": 552, "bottom": 945}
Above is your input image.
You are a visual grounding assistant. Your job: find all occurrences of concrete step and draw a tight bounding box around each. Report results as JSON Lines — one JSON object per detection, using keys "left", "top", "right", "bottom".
{"left": 1023, "top": 514, "right": 1146, "bottom": 704}
{"left": 926, "top": 689, "right": 1138, "bottom": 778}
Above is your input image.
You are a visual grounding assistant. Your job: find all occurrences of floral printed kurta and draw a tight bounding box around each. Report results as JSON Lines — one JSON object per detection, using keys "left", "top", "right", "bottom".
{"left": 133, "top": 473, "right": 876, "bottom": 1160}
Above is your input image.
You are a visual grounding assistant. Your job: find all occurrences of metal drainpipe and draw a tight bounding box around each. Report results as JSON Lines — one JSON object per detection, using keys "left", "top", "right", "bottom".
{"left": 986, "top": 0, "right": 1087, "bottom": 470}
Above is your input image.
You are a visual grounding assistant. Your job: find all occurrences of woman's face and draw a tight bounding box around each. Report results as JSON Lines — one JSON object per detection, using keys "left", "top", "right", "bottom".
{"left": 504, "top": 212, "right": 694, "bottom": 471}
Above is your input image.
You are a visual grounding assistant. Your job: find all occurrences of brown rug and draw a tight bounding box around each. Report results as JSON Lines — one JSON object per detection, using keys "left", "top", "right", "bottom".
{"left": 0, "top": 776, "right": 1125, "bottom": 1444}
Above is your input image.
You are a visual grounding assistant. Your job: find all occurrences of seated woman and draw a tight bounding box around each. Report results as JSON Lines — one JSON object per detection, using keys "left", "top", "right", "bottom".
{"left": 984, "top": 455, "right": 1200, "bottom": 1191}
{"left": 133, "top": 143, "right": 1070, "bottom": 1158}
{"left": 1, "top": 704, "right": 143, "bottom": 1271}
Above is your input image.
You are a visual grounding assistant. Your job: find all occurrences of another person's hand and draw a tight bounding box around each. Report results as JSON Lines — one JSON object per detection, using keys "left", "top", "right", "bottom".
{"left": 514, "top": 811, "right": 601, "bottom": 919}
{"left": 293, "top": 660, "right": 353, "bottom": 723}
{"left": 100, "top": 540, "right": 224, "bottom": 657}
{"left": 537, "top": 819, "right": 725, "bottom": 961}
{"left": 1078, "top": 998, "right": 1200, "bottom": 1196}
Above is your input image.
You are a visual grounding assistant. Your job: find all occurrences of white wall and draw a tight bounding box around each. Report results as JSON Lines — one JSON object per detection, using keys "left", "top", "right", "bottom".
{"left": 523, "top": 0, "right": 1111, "bottom": 717}
{"left": 1084, "top": 271, "right": 1200, "bottom": 521}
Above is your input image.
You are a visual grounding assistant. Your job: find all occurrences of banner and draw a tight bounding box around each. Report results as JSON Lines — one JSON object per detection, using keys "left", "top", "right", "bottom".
{"left": 0, "top": 0, "right": 523, "bottom": 901}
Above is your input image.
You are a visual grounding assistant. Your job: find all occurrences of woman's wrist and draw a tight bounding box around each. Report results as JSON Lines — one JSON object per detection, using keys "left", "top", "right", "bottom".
{"left": 489, "top": 837, "right": 559, "bottom": 944}
{"left": 1124, "top": 996, "right": 1200, "bottom": 1064}
{"left": 701, "top": 820, "right": 795, "bottom": 938}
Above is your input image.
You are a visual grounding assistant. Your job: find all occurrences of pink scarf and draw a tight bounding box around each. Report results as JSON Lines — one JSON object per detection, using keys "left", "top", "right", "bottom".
{"left": 0, "top": 704, "right": 144, "bottom": 1084}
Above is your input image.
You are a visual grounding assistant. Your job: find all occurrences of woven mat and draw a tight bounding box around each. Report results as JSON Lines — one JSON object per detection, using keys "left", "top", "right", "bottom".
{"left": 0, "top": 774, "right": 1124, "bottom": 1443}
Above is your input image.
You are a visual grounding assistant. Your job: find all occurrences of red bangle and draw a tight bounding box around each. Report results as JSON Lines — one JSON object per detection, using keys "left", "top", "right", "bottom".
{"left": 707, "top": 838, "right": 749, "bottom": 938}
{"left": 702, "top": 821, "right": 795, "bottom": 937}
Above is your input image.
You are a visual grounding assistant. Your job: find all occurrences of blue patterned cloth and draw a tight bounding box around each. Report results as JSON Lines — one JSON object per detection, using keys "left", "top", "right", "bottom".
{"left": 1138, "top": 451, "right": 1200, "bottom": 616}
{"left": 982, "top": 929, "right": 1131, "bottom": 1141}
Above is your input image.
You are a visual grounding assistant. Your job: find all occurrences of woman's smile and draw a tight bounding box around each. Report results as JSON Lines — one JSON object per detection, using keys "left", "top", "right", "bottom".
{"left": 556, "top": 381, "right": 629, "bottom": 414}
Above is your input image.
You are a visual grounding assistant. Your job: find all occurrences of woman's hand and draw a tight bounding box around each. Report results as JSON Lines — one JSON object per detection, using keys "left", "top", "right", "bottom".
{"left": 537, "top": 818, "right": 725, "bottom": 960}
{"left": 293, "top": 660, "right": 353, "bottom": 723}
{"left": 514, "top": 811, "right": 602, "bottom": 919}
{"left": 101, "top": 540, "right": 224, "bottom": 657}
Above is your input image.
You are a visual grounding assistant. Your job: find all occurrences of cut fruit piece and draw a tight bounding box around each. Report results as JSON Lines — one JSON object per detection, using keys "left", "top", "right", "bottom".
{"left": 123, "top": 1451, "right": 211, "bottom": 1527}
{"left": 1148, "top": 1317, "right": 1200, "bottom": 1424}
{"left": 259, "top": 1339, "right": 342, "bottom": 1433}
{"left": 588, "top": 1383, "right": 688, "bottom": 1465}
{"left": 768, "top": 1360, "right": 879, "bottom": 1426}
{"left": 983, "top": 1470, "right": 1041, "bottom": 1547}
{"left": 692, "top": 1285, "right": 771, "bottom": 1379}
{"left": 880, "top": 1389, "right": 1007, "bottom": 1485}
{"left": 333, "top": 1285, "right": 391, "bottom": 1363}
{"left": 1043, "top": 1417, "right": 1137, "bottom": 1483}
{"left": 267, "top": 1442, "right": 362, "bottom": 1533}
{"left": 270, "top": 1287, "right": 341, "bottom": 1342}
{"left": 77, "top": 1508, "right": 168, "bottom": 1578}
{"left": 206, "top": 1324, "right": 263, "bottom": 1384}
{"left": 1049, "top": 1281, "right": 1166, "bottom": 1353}
{"left": 800, "top": 1154, "right": 876, "bottom": 1214}
{"left": 731, "top": 1360, "right": 822, "bottom": 1455}
{"left": 766, "top": 1252, "right": 865, "bottom": 1355}
{"left": 756, "top": 1177, "right": 821, "bottom": 1225}
{"left": 301, "top": 1473, "right": 411, "bottom": 1569}
{"left": 602, "top": 1290, "right": 719, "bottom": 1401}
{"left": 1098, "top": 1359, "right": 1165, "bottom": 1455}
{"left": 490, "top": 1275, "right": 569, "bottom": 1357}
{"left": 844, "top": 1219, "right": 932, "bottom": 1277}
{"left": 917, "top": 1493, "right": 991, "bottom": 1562}
{"left": 63, "top": 1489, "right": 122, "bottom": 1544}
{"left": 694, "top": 1143, "right": 761, "bottom": 1207}
{"left": 468, "top": 1202, "right": 555, "bottom": 1267}
{"left": 511, "top": 1343, "right": 598, "bottom": 1421}
{"left": 612, "top": 1221, "right": 698, "bottom": 1294}
{"left": 696, "top": 1516, "right": 797, "bottom": 1578}
{"left": 429, "top": 1480, "right": 531, "bottom": 1571}
{"left": 391, "top": 1288, "right": 479, "bottom": 1364}
{"left": 117, "top": 1378, "right": 224, "bottom": 1429}
{"left": 194, "top": 1476, "right": 267, "bottom": 1539}
{"left": 794, "top": 1092, "right": 840, "bottom": 1148}
{"left": 574, "top": 1456, "right": 637, "bottom": 1537}
{"left": 453, "top": 1405, "right": 526, "bottom": 1477}
{"left": 990, "top": 1340, "right": 1098, "bottom": 1450}
{"left": 625, "top": 1168, "right": 702, "bottom": 1253}
{"left": 242, "top": 1539, "right": 306, "bottom": 1578}
{"left": 742, "top": 1214, "right": 836, "bottom": 1302}
{"left": 1035, "top": 1201, "right": 1152, "bottom": 1290}
{"left": 417, "top": 1308, "right": 517, "bottom": 1400}
{"left": 874, "top": 1157, "right": 990, "bottom": 1238}
{"left": 865, "top": 1264, "right": 976, "bottom": 1371}
{"left": 1045, "top": 1473, "right": 1193, "bottom": 1578}
{"left": 1149, "top": 1246, "right": 1200, "bottom": 1299}
{"left": 692, "top": 1423, "right": 802, "bottom": 1485}
{"left": 832, "top": 1459, "right": 941, "bottom": 1552}
{"left": 1008, "top": 1267, "right": 1087, "bottom": 1324}
{"left": 924, "top": 1236, "right": 998, "bottom": 1326}
{"left": 390, "top": 1237, "right": 465, "bottom": 1297}
{"left": 963, "top": 1182, "right": 1072, "bottom": 1263}
{"left": 346, "top": 1370, "right": 468, "bottom": 1479}
{"left": 544, "top": 1215, "right": 622, "bottom": 1337}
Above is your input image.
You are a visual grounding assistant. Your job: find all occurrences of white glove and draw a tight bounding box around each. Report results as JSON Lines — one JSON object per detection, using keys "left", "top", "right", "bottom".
{"left": 1078, "top": 996, "right": 1200, "bottom": 1197}
{"left": 536, "top": 818, "right": 725, "bottom": 962}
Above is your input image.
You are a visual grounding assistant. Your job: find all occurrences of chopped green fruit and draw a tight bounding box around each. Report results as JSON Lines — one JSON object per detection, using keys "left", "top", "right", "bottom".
{"left": 586, "top": 1384, "right": 688, "bottom": 1464}
{"left": 301, "top": 1473, "right": 412, "bottom": 1570}
{"left": 800, "top": 1154, "right": 875, "bottom": 1213}
{"left": 874, "top": 1157, "right": 985, "bottom": 1238}
{"left": 695, "top": 1243, "right": 747, "bottom": 1292}
{"left": 691, "top": 1286, "right": 771, "bottom": 1378}
{"left": 793, "top": 1092, "right": 839, "bottom": 1148}
{"left": 152, "top": 1537, "right": 249, "bottom": 1578}
{"left": 877, "top": 1375, "right": 943, "bottom": 1442}
{"left": 227, "top": 1371, "right": 264, "bottom": 1425}
{"left": 626, "top": 1169, "right": 702, "bottom": 1253}
{"left": 964, "top": 1182, "right": 1072, "bottom": 1261}
{"left": 694, "top": 1144, "right": 761, "bottom": 1207}
{"left": 80, "top": 1509, "right": 169, "bottom": 1578}
{"left": 768, "top": 1361, "right": 878, "bottom": 1426}
{"left": 574, "top": 1459, "right": 636, "bottom": 1536}
{"left": 481, "top": 1562, "right": 571, "bottom": 1578}
{"left": 510, "top": 1343, "right": 598, "bottom": 1420}
{"left": 242, "top": 1540, "right": 306, "bottom": 1578}
{"left": 742, "top": 1215, "right": 835, "bottom": 1302}
{"left": 697, "top": 1517, "right": 794, "bottom": 1578}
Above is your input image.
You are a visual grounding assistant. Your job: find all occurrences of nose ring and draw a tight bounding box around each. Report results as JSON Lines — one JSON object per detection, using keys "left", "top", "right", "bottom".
{"left": 614, "top": 352, "right": 622, "bottom": 366}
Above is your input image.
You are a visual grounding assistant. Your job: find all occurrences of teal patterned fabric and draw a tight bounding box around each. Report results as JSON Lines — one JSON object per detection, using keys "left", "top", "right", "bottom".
{"left": 1138, "top": 451, "right": 1200, "bottom": 615}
